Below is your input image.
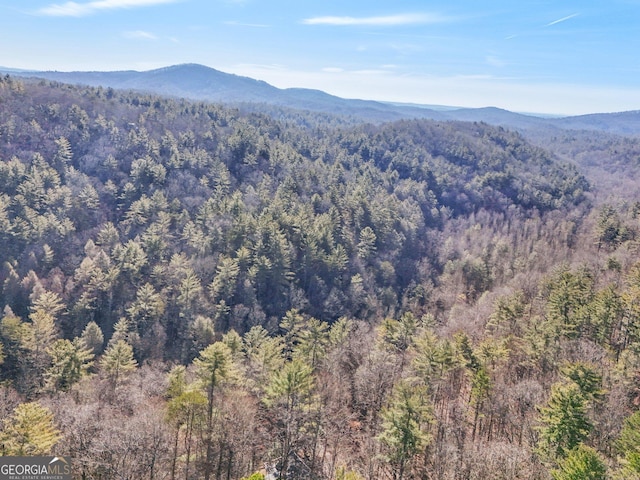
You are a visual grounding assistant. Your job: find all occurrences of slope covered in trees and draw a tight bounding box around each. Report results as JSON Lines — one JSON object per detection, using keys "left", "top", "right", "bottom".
{"left": 2, "top": 75, "right": 640, "bottom": 479}
{"left": 0, "top": 75, "right": 587, "bottom": 353}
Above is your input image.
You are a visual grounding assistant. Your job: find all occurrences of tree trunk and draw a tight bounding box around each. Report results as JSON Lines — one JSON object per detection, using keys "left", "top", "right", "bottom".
{"left": 226, "top": 449, "right": 233, "bottom": 480}
{"left": 204, "top": 375, "right": 216, "bottom": 480}
{"left": 171, "top": 426, "right": 179, "bottom": 480}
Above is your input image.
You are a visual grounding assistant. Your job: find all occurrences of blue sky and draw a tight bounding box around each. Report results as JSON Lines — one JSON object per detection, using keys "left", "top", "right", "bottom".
{"left": 1, "top": 0, "right": 639, "bottom": 115}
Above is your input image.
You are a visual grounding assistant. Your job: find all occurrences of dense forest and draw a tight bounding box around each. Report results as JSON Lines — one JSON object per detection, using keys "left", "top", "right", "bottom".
{"left": 1, "top": 75, "right": 640, "bottom": 479}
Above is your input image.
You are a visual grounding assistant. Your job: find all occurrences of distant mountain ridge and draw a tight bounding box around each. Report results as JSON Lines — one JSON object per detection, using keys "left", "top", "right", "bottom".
{"left": 3, "top": 63, "right": 640, "bottom": 135}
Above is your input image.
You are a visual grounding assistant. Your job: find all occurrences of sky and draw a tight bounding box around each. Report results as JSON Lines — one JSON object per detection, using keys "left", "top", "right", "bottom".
{"left": 1, "top": 0, "right": 640, "bottom": 115}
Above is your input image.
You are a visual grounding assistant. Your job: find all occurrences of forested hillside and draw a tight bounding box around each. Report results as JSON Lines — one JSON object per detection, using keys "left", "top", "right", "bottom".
{"left": 1, "top": 75, "right": 640, "bottom": 479}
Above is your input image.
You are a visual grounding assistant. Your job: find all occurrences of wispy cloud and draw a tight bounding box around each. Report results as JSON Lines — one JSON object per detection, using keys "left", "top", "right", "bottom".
{"left": 545, "top": 13, "right": 580, "bottom": 27}
{"left": 224, "top": 20, "right": 270, "bottom": 28}
{"left": 37, "top": 0, "right": 179, "bottom": 17}
{"left": 123, "top": 30, "right": 158, "bottom": 40}
{"left": 353, "top": 69, "right": 391, "bottom": 75}
{"left": 225, "top": 62, "right": 640, "bottom": 115}
{"left": 486, "top": 55, "right": 506, "bottom": 68}
{"left": 302, "top": 13, "right": 450, "bottom": 27}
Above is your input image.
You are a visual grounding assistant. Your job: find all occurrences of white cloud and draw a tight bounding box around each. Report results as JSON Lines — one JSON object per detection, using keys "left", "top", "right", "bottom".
{"left": 123, "top": 30, "right": 158, "bottom": 40}
{"left": 302, "top": 13, "right": 450, "bottom": 27}
{"left": 37, "top": 0, "right": 179, "bottom": 17}
{"left": 545, "top": 13, "right": 580, "bottom": 27}
{"left": 224, "top": 20, "right": 270, "bottom": 28}
{"left": 353, "top": 69, "right": 390, "bottom": 75}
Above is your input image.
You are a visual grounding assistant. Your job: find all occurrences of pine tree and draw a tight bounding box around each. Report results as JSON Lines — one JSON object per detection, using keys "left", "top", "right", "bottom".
{"left": 21, "top": 308, "right": 58, "bottom": 392}
{"left": 378, "top": 381, "right": 433, "bottom": 480}
{"left": 0, "top": 402, "right": 61, "bottom": 455}
{"left": 188, "top": 315, "right": 216, "bottom": 359}
{"left": 53, "top": 137, "right": 73, "bottom": 173}
{"left": 357, "top": 226, "right": 377, "bottom": 260}
{"left": 264, "top": 359, "right": 315, "bottom": 479}
{"left": 537, "top": 382, "right": 592, "bottom": 459}
{"left": 165, "top": 365, "right": 207, "bottom": 480}
{"left": 615, "top": 410, "right": 640, "bottom": 479}
{"left": 335, "top": 466, "right": 365, "bottom": 480}
{"left": 560, "top": 362, "right": 605, "bottom": 402}
{"left": 295, "top": 317, "right": 330, "bottom": 368}
{"left": 280, "top": 309, "right": 305, "bottom": 358}
{"left": 127, "top": 282, "right": 165, "bottom": 331}
{"left": 193, "top": 342, "right": 233, "bottom": 480}
{"left": 100, "top": 339, "right": 137, "bottom": 388}
{"left": 178, "top": 270, "right": 202, "bottom": 317}
{"left": 243, "top": 326, "right": 284, "bottom": 389}
{"left": 552, "top": 444, "right": 606, "bottom": 480}
{"left": 31, "top": 290, "right": 65, "bottom": 319}
{"left": 44, "top": 338, "right": 94, "bottom": 392}
{"left": 0, "top": 308, "right": 30, "bottom": 382}
{"left": 209, "top": 256, "right": 240, "bottom": 303}
{"left": 80, "top": 320, "right": 104, "bottom": 354}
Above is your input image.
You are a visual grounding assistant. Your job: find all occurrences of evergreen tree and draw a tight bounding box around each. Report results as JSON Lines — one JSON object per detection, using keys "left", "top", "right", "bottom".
{"left": 127, "top": 282, "right": 165, "bottom": 332}
{"left": 0, "top": 402, "right": 61, "bottom": 455}
{"left": 165, "top": 365, "right": 207, "bottom": 480}
{"left": 80, "top": 320, "right": 104, "bottom": 354}
{"left": 100, "top": 339, "right": 137, "bottom": 388}
{"left": 0, "top": 308, "right": 30, "bottom": 383}
{"left": 295, "top": 317, "right": 330, "bottom": 368}
{"left": 193, "top": 342, "right": 233, "bottom": 480}
{"left": 22, "top": 309, "right": 58, "bottom": 392}
{"left": 560, "top": 362, "right": 605, "bottom": 402}
{"left": 378, "top": 381, "right": 433, "bottom": 480}
{"left": 552, "top": 444, "right": 607, "bottom": 480}
{"left": 537, "top": 382, "right": 592, "bottom": 459}
{"left": 188, "top": 315, "right": 216, "bottom": 359}
{"left": 31, "top": 290, "right": 65, "bottom": 319}
{"left": 279, "top": 309, "right": 305, "bottom": 358}
{"left": 357, "top": 226, "right": 377, "bottom": 260}
{"left": 243, "top": 326, "right": 285, "bottom": 389}
{"left": 44, "top": 338, "right": 94, "bottom": 392}
{"left": 543, "top": 266, "right": 594, "bottom": 338}
{"left": 616, "top": 410, "right": 640, "bottom": 479}
{"left": 264, "top": 359, "right": 315, "bottom": 478}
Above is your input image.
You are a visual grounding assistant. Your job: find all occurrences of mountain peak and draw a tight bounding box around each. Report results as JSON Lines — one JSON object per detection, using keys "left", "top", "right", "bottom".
{"left": 2, "top": 64, "right": 639, "bottom": 133}
{"left": 150, "top": 63, "right": 216, "bottom": 74}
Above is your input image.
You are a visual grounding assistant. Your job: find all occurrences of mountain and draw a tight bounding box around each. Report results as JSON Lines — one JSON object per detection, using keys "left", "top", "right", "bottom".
{"left": 551, "top": 110, "right": 640, "bottom": 135}
{"left": 2, "top": 64, "right": 640, "bottom": 480}
{"left": 0, "top": 71, "right": 590, "bottom": 354}
{"left": 2, "top": 63, "right": 448, "bottom": 123}
{"left": 3, "top": 63, "right": 640, "bottom": 134}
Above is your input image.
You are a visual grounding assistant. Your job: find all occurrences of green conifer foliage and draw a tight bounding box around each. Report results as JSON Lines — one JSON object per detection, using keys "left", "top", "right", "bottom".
{"left": 378, "top": 381, "right": 433, "bottom": 480}
{"left": 537, "top": 382, "right": 592, "bottom": 459}
{"left": 44, "top": 338, "right": 94, "bottom": 392}
{"left": 100, "top": 339, "right": 137, "bottom": 387}
{"left": 552, "top": 444, "right": 606, "bottom": 480}
{"left": 0, "top": 402, "right": 60, "bottom": 455}
{"left": 616, "top": 410, "right": 640, "bottom": 479}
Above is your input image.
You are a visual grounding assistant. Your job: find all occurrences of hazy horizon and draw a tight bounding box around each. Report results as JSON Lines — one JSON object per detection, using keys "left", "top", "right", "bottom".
{"left": 2, "top": 0, "right": 639, "bottom": 115}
